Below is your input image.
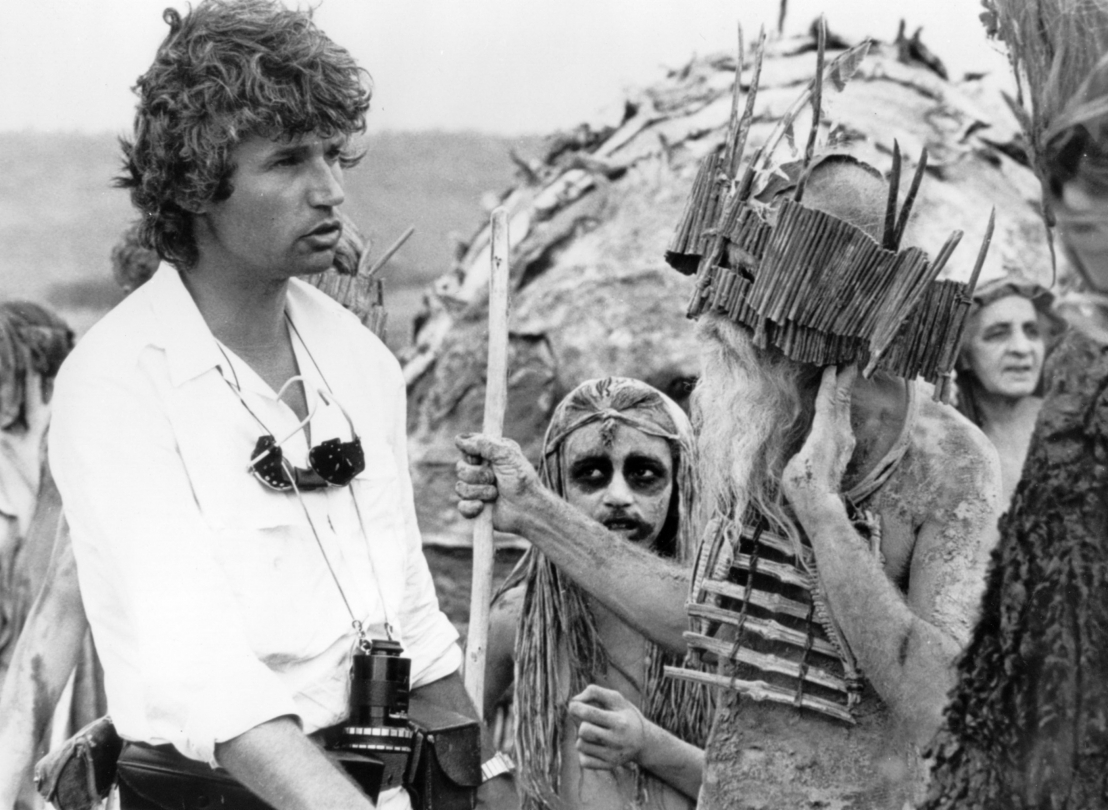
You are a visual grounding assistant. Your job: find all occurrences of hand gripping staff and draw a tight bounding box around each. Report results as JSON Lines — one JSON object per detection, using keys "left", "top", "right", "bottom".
{"left": 464, "top": 207, "right": 510, "bottom": 716}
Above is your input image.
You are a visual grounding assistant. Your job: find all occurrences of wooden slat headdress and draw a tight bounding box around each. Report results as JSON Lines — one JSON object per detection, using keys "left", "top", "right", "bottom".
{"left": 665, "top": 24, "right": 995, "bottom": 401}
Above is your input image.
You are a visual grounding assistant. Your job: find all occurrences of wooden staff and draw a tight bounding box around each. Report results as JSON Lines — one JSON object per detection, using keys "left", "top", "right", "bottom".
{"left": 464, "top": 207, "right": 511, "bottom": 716}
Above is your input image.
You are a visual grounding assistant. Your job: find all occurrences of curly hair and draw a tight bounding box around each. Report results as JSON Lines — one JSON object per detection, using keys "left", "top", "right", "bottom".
{"left": 111, "top": 219, "right": 162, "bottom": 294}
{"left": 117, "top": 0, "right": 372, "bottom": 269}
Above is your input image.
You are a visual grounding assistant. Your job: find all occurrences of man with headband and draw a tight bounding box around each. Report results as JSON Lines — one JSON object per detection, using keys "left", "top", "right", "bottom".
{"left": 483, "top": 377, "right": 711, "bottom": 810}
{"left": 458, "top": 42, "right": 1003, "bottom": 808}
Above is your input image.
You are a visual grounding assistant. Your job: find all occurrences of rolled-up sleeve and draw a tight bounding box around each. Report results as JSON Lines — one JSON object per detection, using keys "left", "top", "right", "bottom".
{"left": 384, "top": 368, "right": 462, "bottom": 688}
{"left": 49, "top": 351, "right": 298, "bottom": 765}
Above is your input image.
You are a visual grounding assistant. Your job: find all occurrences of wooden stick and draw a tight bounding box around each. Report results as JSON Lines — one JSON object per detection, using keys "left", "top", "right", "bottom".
{"left": 893, "top": 147, "right": 928, "bottom": 248}
{"left": 965, "top": 207, "right": 995, "bottom": 296}
{"left": 464, "top": 207, "right": 511, "bottom": 717}
{"left": 803, "top": 17, "right": 826, "bottom": 169}
{"left": 731, "top": 28, "right": 766, "bottom": 180}
{"left": 366, "top": 225, "right": 416, "bottom": 278}
{"left": 723, "top": 23, "right": 744, "bottom": 175}
{"left": 883, "top": 141, "right": 901, "bottom": 250}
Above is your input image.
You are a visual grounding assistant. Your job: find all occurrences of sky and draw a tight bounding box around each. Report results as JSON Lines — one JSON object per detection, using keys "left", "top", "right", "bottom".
{"left": 0, "top": 0, "right": 1009, "bottom": 136}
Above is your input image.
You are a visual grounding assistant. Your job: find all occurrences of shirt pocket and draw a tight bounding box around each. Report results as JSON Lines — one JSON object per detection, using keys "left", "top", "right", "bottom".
{"left": 189, "top": 454, "right": 308, "bottom": 532}
{"left": 170, "top": 391, "right": 307, "bottom": 532}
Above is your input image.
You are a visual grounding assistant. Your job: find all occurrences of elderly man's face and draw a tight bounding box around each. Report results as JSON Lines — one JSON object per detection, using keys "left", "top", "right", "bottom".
{"left": 562, "top": 423, "right": 674, "bottom": 546}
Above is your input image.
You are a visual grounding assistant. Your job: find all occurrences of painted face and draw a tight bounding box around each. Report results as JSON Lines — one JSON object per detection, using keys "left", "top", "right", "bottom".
{"left": 196, "top": 132, "right": 347, "bottom": 281}
{"left": 561, "top": 422, "right": 675, "bottom": 546}
{"left": 962, "top": 295, "right": 1044, "bottom": 400}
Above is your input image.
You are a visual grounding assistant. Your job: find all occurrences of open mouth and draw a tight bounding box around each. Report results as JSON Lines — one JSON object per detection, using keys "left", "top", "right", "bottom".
{"left": 308, "top": 221, "right": 341, "bottom": 236}
{"left": 602, "top": 516, "right": 645, "bottom": 536}
{"left": 303, "top": 220, "right": 342, "bottom": 243}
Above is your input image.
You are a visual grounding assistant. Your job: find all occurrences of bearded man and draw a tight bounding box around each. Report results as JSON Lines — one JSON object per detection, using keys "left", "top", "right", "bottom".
{"left": 458, "top": 159, "right": 1001, "bottom": 809}
{"left": 483, "top": 377, "right": 712, "bottom": 810}
{"left": 457, "top": 50, "right": 1003, "bottom": 803}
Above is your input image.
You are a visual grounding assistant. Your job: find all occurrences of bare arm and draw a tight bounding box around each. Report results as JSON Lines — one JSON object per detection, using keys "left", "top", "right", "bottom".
{"left": 218, "top": 670, "right": 517, "bottom": 810}
{"left": 782, "top": 367, "right": 1000, "bottom": 742}
{"left": 0, "top": 519, "right": 88, "bottom": 810}
{"left": 568, "top": 685, "right": 703, "bottom": 799}
{"left": 216, "top": 717, "right": 374, "bottom": 810}
{"left": 483, "top": 586, "right": 521, "bottom": 720}
{"left": 454, "top": 435, "right": 690, "bottom": 655}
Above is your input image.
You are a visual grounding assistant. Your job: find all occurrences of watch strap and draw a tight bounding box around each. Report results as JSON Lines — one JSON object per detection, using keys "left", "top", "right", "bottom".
{"left": 480, "top": 751, "right": 515, "bottom": 783}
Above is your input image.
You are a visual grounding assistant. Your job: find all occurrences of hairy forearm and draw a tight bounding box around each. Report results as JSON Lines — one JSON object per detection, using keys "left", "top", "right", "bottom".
{"left": 638, "top": 722, "right": 704, "bottom": 799}
{"left": 793, "top": 495, "right": 958, "bottom": 738}
{"left": 517, "top": 489, "right": 690, "bottom": 655}
{"left": 412, "top": 670, "right": 494, "bottom": 758}
{"left": 216, "top": 718, "right": 374, "bottom": 810}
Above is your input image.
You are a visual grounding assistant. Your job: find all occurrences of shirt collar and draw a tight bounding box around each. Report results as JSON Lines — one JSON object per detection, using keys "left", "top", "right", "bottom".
{"left": 143, "top": 263, "right": 226, "bottom": 389}
{"left": 143, "top": 262, "right": 349, "bottom": 390}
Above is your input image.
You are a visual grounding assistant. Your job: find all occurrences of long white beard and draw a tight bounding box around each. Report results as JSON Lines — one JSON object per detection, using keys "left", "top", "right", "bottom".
{"left": 692, "top": 314, "right": 810, "bottom": 540}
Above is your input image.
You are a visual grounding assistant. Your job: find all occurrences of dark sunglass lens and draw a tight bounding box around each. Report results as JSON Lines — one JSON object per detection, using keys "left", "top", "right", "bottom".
{"left": 309, "top": 437, "right": 366, "bottom": 485}
{"left": 251, "top": 435, "right": 293, "bottom": 491}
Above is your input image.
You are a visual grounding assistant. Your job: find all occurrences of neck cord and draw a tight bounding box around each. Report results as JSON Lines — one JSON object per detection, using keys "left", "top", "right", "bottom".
{"left": 213, "top": 342, "right": 273, "bottom": 435}
{"left": 213, "top": 317, "right": 396, "bottom": 645}
{"left": 287, "top": 469, "right": 395, "bottom": 645}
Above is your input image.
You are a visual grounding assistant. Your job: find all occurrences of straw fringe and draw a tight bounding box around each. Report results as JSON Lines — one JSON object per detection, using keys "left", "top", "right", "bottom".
{"left": 502, "top": 381, "right": 715, "bottom": 810}
{"left": 667, "top": 32, "right": 994, "bottom": 385}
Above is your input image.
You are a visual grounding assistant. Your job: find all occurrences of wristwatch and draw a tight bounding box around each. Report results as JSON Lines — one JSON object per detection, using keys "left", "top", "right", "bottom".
{"left": 480, "top": 751, "right": 515, "bottom": 783}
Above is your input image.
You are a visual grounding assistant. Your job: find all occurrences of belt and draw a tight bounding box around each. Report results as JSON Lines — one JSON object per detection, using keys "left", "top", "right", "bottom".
{"left": 116, "top": 733, "right": 396, "bottom": 810}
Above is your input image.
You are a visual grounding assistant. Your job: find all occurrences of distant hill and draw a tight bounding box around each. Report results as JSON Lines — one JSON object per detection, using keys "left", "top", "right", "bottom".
{"left": 0, "top": 130, "right": 542, "bottom": 344}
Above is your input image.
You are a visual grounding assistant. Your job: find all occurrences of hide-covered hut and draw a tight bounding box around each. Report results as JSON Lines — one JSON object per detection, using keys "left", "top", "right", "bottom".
{"left": 402, "top": 27, "right": 1057, "bottom": 547}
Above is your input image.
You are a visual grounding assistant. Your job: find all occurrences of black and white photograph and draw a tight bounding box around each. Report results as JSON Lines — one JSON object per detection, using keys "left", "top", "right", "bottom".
{"left": 0, "top": 1, "right": 1104, "bottom": 808}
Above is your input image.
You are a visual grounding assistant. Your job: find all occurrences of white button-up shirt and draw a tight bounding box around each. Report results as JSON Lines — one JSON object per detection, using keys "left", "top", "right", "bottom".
{"left": 49, "top": 265, "right": 461, "bottom": 778}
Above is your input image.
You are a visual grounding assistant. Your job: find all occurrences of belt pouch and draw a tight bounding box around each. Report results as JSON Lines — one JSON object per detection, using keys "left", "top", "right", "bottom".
{"left": 35, "top": 716, "right": 123, "bottom": 810}
{"left": 405, "top": 700, "right": 481, "bottom": 810}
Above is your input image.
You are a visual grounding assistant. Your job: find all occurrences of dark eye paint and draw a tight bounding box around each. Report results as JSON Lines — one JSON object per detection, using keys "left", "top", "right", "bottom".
{"left": 568, "top": 457, "right": 613, "bottom": 492}
{"left": 624, "top": 454, "right": 671, "bottom": 494}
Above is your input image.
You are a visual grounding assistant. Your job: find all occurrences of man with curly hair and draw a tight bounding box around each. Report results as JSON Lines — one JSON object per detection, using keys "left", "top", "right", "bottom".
{"left": 46, "top": 3, "right": 495, "bottom": 808}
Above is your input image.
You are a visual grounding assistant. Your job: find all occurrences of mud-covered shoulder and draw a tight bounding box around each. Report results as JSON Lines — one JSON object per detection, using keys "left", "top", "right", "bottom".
{"left": 893, "top": 398, "right": 1003, "bottom": 530}
{"left": 873, "top": 399, "right": 1003, "bottom": 643}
